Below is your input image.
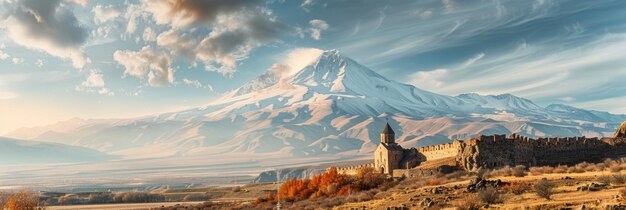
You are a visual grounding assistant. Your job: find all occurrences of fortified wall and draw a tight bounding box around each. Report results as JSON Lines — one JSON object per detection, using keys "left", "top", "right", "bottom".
{"left": 335, "top": 163, "right": 375, "bottom": 175}
{"left": 418, "top": 141, "right": 462, "bottom": 162}
{"left": 332, "top": 122, "right": 626, "bottom": 176}
{"left": 457, "top": 134, "right": 626, "bottom": 171}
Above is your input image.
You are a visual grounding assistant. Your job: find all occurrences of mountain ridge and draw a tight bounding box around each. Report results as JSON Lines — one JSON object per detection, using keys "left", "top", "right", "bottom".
{"left": 5, "top": 49, "right": 626, "bottom": 159}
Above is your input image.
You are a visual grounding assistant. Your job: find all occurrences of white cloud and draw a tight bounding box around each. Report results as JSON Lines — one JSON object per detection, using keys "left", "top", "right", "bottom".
{"left": 123, "top": 3, "right": 148, "bottom": 34}
{"left": 140, "top": 0, "right": 284, "bottom": 76}
{"left": 113, "top": 46, "right": 174, "bottom": 87}
{"left": 0, "top": 50, "right": 9, "bottom": 60}
{"left": 461, "top": 53, "right": 485, "bottom": 68}
{"left": 301, "top": 0, "right": 315, "bottom": 7}
{"left": 2, "top": 0, "right": 90, "bottom": 69}
{"left": 36, "top": 59, "right": 45, "bottom": 68}
{"left": 309, "top": 19, "right": 329, "bottom": 40}
{"left": 82, "top": 69, "right": 105, "bottom": 88}
{"left": 442, "top": 0, "right": 457, "bottom": 13}
{"left": 93, "top": 5, "right": 121, "bottom": 23}
{"left": 278, "top": 48, "right": 324, "bottom": 77}
{"left": 410, "top": 33, "right": 626, "bottom": 107}
{"left": 560, "top": 97, "right": 575, "bottom": 102}
{"left": 182, "top": 78, "right": 202, "bottom": 88}
{"left": 418, "top": 10, "right": 434, "bottom": 19}
{"left": 11, "top": 57, "right": 23, "bottom": 64}
{"left": 98, "top": 87, "right": 114, "bottom": 96}
{"left": 65, "top": 0, "right": 89, "bottom": 6}
{"left": 408, "top": 69, "right": 449, "bottom": 89}
{"left": 143, "top": 27, "right": 156, "bottom": 42}
{"left": 300, "top": 0, "right": 316, "bottom": 12}
{"left": 75, "top": 69, "right": 115, "bottom": 96}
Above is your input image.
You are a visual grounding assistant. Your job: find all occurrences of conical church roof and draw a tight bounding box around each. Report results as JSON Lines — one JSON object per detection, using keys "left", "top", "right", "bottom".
{"left": 615, "top": 121, "right": 626, "bottom": 138}
{"left": 381, "top": 123, "right": 395, "bottom": 135}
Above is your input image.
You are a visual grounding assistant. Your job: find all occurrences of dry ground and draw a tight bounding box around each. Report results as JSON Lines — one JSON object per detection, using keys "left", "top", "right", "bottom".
{"left": 336, "top": 171, "right": 626, "bottom": 209}
{"left": 47, "top": 202, "right": 205, "bottom": 210}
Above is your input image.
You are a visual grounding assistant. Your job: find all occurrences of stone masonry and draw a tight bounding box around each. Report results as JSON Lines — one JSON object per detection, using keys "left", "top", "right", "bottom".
{"left": 335, "top": 122, "right": 626, "bottom": 176}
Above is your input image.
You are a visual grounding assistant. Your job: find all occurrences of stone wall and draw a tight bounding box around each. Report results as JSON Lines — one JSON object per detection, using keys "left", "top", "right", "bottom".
{"left": 335, "top": 163, "right": 375, "bottom": 175}
{"left": 417, "top": 141, "right": 461, "bottom": 161}
{"left": 457, "top": 134, "right": 626, "bottom": 171}
{"left": 392, "top": 168, "right": 439, "bottom": 178}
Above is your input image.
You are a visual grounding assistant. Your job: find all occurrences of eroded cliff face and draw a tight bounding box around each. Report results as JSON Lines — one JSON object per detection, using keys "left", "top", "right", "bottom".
{"left": 615, "top": 122, "right": 626, "bottom": 138}
{"left": 456, "top": 140, "right": 480, "bottom": 171}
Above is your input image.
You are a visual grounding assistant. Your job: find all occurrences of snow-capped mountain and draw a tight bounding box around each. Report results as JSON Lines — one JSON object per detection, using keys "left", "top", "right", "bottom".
{"left": 0, "top": 137, "right": 112, "bottom": 164}
{"left": 5, "top": 50, "right": 626, "bottom": 159}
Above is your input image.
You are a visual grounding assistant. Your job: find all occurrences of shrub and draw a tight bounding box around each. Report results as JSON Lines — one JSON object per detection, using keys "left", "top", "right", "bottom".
{"left": 612, "top": 174, "right": 626, "bottom": 185}
{"left": 568, "top": 166, "right": 585, "bottom": 173}
{"left": 446, "top": 170, "right": 468, "bottom": 180}
{"left": 0, "top": 191, "right": 9, "bottom": 208}
{"left": 232, "top": 186, "right": 241, "bottom": 192}
{"left": 5, "top": 191, "right": 39, "bottom": 210}
{"left": 502, "top": 182, "right": 530, "bottom": 195}
{"left": 529, "top": 167, "right": 543, "bottom": 176}
{"left": 584, "top": 165, "right": 599, "bottom": 172}
{"left": 476, "top": 168, "right": 489, "bottom": 179}
{"left": 87, "top": 193, "right": 113, "bottom": 204}
{"left": 597, "top": 175, "right": 613, "bottom": 185}
{"left": 478, "top": 186, "right": 503, "bottom": 204}
{"left": 455, "top": 194, "right": 481, "bottom": 210}
{"left": 620, "top": 188, "right": 626, "bottom": 201}
{"left": 542, "top": 166, "right": 554, "bottom": 174}
{"left": 183, "top": 193, "right": 211, "bottom": 201}
{"left": 113, "top": 192, "right": 165, "bottom": 203}
{"left": 512, "top": 165, "right": 527, "bottom": 177}
{"left": 346, "top": 191, "right": 375, "bottom": 202}
{"left": 58, "top": 195, "right": 81, "bottom": 205}
{"left": 534, "top": 179, "right": 554, "bottom": 200}
{"left": 428, "top": 178, "right": 448, "bottom": 186}
{"left": 610, "top": 165, "right": 622, "bottom": 173}
{"left": 356, "top": 167, "right": 385, "bottom": 190}
{"left": 553, "top": 165, "right": 567, "bottom": 173}
{"left": 490, "top": 166, "right": 513, "bottom": 177}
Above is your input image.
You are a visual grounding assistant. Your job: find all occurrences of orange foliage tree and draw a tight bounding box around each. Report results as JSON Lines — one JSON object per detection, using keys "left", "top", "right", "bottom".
{"left": 4, "top": 191, "right": 39, "bottom": 210}
{"left": 275, "top": 167, "right": 385, "bottom": 202}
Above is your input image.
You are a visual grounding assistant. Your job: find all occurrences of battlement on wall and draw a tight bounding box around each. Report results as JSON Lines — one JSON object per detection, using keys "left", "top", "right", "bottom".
{"left": 417, "top": 141, "right": 459, "bottom": 153}
{"left": 467, "top": 134, "right": 604, "bottom": 146}
{"left": 334, "top": 163, "right": 375, "bottom": 175}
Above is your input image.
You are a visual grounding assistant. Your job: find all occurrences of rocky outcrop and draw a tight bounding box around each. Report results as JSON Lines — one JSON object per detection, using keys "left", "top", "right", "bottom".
{"left": 615, "top": 121, "right": 626, "bottom": 138}
{"left": 466, "top": 178, "right": 507, "bottom": 192}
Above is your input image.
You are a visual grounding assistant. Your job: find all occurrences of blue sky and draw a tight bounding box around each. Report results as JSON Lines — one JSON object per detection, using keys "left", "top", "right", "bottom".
{"left": 1, "top": 0, "right": 626, "bottom": 133}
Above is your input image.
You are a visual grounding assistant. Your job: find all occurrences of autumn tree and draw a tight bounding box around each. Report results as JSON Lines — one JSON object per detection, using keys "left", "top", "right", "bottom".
{"left": 355, "top": 167, "right": 385, "bottom": 190}
{"left": 5, "top": 191, "right": 38, "bottom": 210}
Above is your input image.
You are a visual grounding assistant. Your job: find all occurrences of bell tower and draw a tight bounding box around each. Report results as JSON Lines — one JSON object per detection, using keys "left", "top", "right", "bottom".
{"left": 380, "top": 122, "right": 395, "bottom": 144}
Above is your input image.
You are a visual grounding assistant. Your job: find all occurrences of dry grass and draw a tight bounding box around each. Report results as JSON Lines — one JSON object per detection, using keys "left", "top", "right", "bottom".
{"left": 454, "top": 194, "right": 481, "bottom": 210}
{"left": 428, "top": 177, "right": 448, "bottom": 186}
{"left": 477, "top": 186, "right": 503, "bottom": 204}
{"left": 502, "top": 182, "right": 530, "bottom": 195}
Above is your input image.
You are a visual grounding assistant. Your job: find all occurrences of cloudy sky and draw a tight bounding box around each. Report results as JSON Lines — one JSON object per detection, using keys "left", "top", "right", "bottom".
{"left": 1, "top": 0, "right": 626, "bottom": 133}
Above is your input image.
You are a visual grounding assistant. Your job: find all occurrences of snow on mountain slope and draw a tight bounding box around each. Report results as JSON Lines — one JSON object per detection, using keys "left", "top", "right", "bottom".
{"left": 456, "top": 93, "right": 543, "bottom": 112}
{"left": 5, "top": 49, "right": 626, "bottom": 159}
{"left": 0, "top": 137, "right": 113, "bottom": 164}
